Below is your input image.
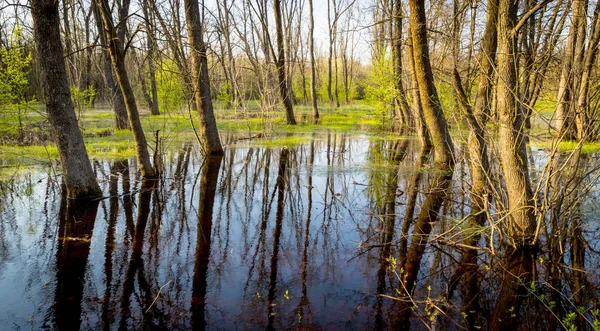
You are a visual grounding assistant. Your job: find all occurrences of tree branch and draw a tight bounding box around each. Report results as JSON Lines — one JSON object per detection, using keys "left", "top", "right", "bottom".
{"left": 512, "top": 0, "right": 554, "bottom": 35}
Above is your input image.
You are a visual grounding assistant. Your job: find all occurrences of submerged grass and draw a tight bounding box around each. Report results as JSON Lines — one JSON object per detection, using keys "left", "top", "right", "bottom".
{"left": 0, "top": 102, "right": 386, "bottom": 172}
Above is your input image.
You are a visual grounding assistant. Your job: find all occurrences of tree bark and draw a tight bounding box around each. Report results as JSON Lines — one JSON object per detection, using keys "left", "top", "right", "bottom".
{"left": 393, "top": 0, "right": 412, "bottom": 131}
{"left": 556, "top": 0, "right": 586, "bottom": 140}
{"left": 490, "top": 0, "right": 539, "bottom": 327}
{"left": 92, "top": 1, "right": 129, "bottom": 130}
{"left": 327, "top": 0, "right": 334, "bottom": 105}
{"left": 184, "top": 0, "right": 225, "bottom": 153}
{"left": 97, "top": 0, "right": 156, "bottom": 178}
{"left": 408, "top": 0, "right": 454, "bottom": 169}
{"left": 274, "top": 0, "right": 297, "bottom": 124}
{"left": 142, "top": 0, "right": 160, "bottom": 115}
{"left": 31, "top": 0, "right": 101, "bottom": 198}
{"left": 496, "top": 0, "right": 536, "bottom": 245}
{"left": 308, "top": 0, "right": 319, "bottom": 123}
{"left": 406, "top": 26, "right": 431, "bottom": 151}
{"left": 575, "top": 3, "right": 600, "bottom": 141}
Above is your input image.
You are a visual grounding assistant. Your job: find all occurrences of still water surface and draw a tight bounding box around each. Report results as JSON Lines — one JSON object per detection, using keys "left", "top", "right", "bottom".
{"left": 0, "top": 134, "right": 598, "bottom": 330}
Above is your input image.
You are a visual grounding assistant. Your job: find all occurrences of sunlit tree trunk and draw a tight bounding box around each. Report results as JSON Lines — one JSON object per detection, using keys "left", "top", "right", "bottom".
{"left": 396, "top": 0, "right": 455, "bottom": 327}
{"left": 408, "top": 0, "right": 454, "bottom": 168}
{"left": 91, "top": 1, "right": 129, "bottom": 129}
{"left": 575, "top": 3, "right": 600, "bottom": 141}
{"left": 393, "top": 0, "right": 411, "bottom": 131}
{"left": 556, "top": 0, "right": 586, "bottom": 140}
{"left": 490, "top": 0, "right": 544, "bottom": 327}
{"left": 97, "top": 0, "right": 156, "bottom": 177}
{"left": 142, "top": 0, "right": 160, "bottom": 115}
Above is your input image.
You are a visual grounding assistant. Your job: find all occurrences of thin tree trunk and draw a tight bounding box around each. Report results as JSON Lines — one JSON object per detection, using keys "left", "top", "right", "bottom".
{"left": 308, "top": 0, "right": 319, "bottom": 123}
{"left": 575, "top": 3, "right": 600, "bottom": 141}
{"left": 556, "top": 0, "right": 586, "bottom": 140}
{"left": 274, "top": 0, "right": 297, "bottom": 124}
{"left": 92, "top": 0, "right": 129, "bottom": 130}
{"left": 142, "top": 0, "right": 160, "bottom": 115}
{"left": 327, "top": 0, "right": 334, "bottom": 105}
{"left": 97, "top": 0, "right": 156, "bottom": 178}
{"left": 31, "top": 0, "right": 101, "bottom": 198}
{"left": 184, "top": 0, "right": 224, "bottom": 154}
{"left": 406, "top": 27, "right": 430, "bottom": 150}
{"left": 393, "top": 0, "right": 412, "bottom": 131}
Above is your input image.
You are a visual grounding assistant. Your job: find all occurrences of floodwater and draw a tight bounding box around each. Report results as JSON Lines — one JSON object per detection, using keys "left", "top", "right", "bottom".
{"left": 1, "top": 134, "right": 599, "bottom": 330}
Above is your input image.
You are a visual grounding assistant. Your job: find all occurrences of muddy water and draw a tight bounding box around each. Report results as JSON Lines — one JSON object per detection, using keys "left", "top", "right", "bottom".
{"left": 0, "top": 134, "right": 599, "bottom": 330}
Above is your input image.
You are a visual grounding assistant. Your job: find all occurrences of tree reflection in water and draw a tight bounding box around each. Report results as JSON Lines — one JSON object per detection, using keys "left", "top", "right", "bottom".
{"left": 0, "top": 135, "right": 599, "bottom": 329}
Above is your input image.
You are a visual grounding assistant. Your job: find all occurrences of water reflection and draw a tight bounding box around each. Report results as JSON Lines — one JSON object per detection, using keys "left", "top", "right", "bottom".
{"left": 0, "top": 134, "right": 599, "bottom": 329}
{"left": 54, "top": 192, "right": 99, "bottom": 330}
{"left": 192, "top": 156, "right": 223, "bottom": 330}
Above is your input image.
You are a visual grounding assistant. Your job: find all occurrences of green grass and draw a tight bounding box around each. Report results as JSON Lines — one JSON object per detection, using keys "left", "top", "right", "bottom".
{"left": 0, "top": 101, "right": 385, "bottom": 172}
{"left": 530, "top": 140, "right": 600, "bottom": 154}
{"left": 238, "top": 135, "right": 313, "bottom": 148}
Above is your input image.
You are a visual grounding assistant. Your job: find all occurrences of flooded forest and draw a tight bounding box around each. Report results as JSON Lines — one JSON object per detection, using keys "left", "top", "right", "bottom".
{"left": 1, "top": 0, "right": 600, "bottom": 329}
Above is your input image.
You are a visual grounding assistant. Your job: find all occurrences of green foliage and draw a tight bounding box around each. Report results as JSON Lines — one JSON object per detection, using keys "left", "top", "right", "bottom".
{"left": 155, "top": 59, "right": 185, "bottom": 113}
{"left": 217, "top": 81, "right": 232, "bottom": 107}
{"left": 0, "top": 25, "right": 31, "bottom": 105}
{"left": 364, "top": 53, "right": 397, "bottom": 128}
{"left": 71, "top": 86, "right": 97, "bottom": 112}
{"left": 0, "top": 24, "right": 34, "bottom": 136}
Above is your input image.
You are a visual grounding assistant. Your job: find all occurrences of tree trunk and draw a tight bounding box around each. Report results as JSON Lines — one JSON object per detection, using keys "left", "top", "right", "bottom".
{"left": 556, "top": 0, "right": 586, "bottom": 140}
{"left": 274, "top": 0, "right": 297, "bottom": 124}
{"left": 393, "top": 0, "right": 412, "bottom": 132}
{"left": 327, "top": 0, "right": 334, "bottom": 105}
{"left": 97, "top": 0, "right": 156, "bottom": 178}
{"left": 408, "top": 0, "right": 454, "bottom": 168}
{"left": 92, "top": 0, "right": 129, "bottom": 130}
{"left": 490, "top": 0, "right": 539, "bottom": 327}
{"left": 406, "top": 27, "right": 431, "bottom": 150}
{"left": 575, "top": 3, "right": 600, "bottom": 141}
{"left": 496, "top": 0, "right": 536, "bottom": 245}
{"left": 395, "top": 1, "right": 455, "bottom": 326}
{"left": 31, "top": 0, "right": 101, "bottom": 198}
{"left": 184, "top": 0, "right": 225, "bottom": 154}
{"left": 142, "top": 0, "right": 160, "bottom": 115}
{"left": 308, "top": 0, "right": 319, "bottom": 123}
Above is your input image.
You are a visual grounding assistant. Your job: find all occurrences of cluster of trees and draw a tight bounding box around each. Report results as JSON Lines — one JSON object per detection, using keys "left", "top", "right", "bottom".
{"left": 3, "top": 0, "right": 371, "bottom": 197}
{"left": 2, "top": 0, "right": 599, "bottom": 326}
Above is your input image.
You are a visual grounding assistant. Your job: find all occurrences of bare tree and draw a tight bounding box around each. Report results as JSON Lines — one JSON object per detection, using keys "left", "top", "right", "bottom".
{"left": 308, "top": 0, "right": 319, "bottom": 122}
{"left": 97, "top": 0, "right": 156, "bottom": 177}
{"left": 274, "top": 0, "right": 297, "bottom": 124}
{"left": 91, "top": 0, "right": 129, "bottom": 129}
{"left": 184, "top": 0, "right": 224, "bottom": 154}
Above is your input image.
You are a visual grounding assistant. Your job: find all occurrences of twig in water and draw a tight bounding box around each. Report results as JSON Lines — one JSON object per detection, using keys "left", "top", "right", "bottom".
{"left": 145, "top": 280, "right": 172, "bottom": 313}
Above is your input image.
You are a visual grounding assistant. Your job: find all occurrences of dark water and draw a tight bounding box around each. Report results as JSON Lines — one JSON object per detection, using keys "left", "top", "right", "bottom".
{"left": 1, "top": 134, "right": 599, "bottom": 330}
